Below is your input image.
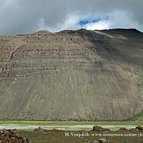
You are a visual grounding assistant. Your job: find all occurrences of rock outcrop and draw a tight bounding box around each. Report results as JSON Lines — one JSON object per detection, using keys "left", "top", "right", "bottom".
{"left": 0, "top": 129, "right": 29, "bottom": 143}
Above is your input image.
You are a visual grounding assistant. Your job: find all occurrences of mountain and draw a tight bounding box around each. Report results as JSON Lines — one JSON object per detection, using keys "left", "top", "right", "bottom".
{"left": 0, "top": 29, "right": 143, "bottom": 121}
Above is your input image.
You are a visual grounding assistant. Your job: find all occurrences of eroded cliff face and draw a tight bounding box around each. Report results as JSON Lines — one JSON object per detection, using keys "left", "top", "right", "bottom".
{"left": 0, "top": 29, "right": 143, "bottom": 120}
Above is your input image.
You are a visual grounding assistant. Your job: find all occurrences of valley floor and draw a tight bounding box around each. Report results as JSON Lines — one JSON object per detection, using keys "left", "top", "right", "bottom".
{"left": 18, "top": 128, "right": 143, "bottom": 143}
{"left": 0, "top": 121, "right": 143, "bottom": 143}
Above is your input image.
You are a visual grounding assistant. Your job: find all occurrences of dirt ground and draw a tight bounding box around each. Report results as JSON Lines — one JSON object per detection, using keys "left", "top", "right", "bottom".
{"left": 0, "top": 126, "right": 143, "bottom": 143}
{"left": 17, "top": 126, "right": 143, "bottom": 143}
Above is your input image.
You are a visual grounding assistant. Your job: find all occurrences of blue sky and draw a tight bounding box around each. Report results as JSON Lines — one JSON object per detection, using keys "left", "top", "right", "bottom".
{"left": 78, "top": 16, "right": 110, "bottom": 27}
{"left": 79, "top": 18, "right": 103, "bottom": 26}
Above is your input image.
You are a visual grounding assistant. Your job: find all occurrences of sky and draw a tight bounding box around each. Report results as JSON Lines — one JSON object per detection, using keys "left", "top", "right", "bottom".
{"left": 0, "top": 0, "right": 143, "bottom": 35}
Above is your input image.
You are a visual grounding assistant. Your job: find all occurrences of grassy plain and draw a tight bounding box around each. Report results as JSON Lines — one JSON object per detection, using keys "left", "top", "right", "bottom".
{"left": 0, "top": 121, "right": 143, "bottom": 126}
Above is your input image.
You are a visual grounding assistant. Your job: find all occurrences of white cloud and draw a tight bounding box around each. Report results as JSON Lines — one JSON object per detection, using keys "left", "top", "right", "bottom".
{"left": 27, "top": 10, "right": 143, "bottom": 33}
{"left": 0, "top": 0, "right": 143, "bottom": 34}
{"left": 59, "top": 14, "right": 80, "bottom": 31}
{"left": 36, "top": 18, "right": 45, "bottom": 30}
{"left": 109, "top": 10, "right": 142, "bottom": 31}
{"left": 84, "top": 20, "right": 111, "bottom": 30}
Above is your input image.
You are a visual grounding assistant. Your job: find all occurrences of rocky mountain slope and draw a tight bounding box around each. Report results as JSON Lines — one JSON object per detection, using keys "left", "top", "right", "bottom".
{"left": 0, "top": 28, "right": 143, "bottom": 120}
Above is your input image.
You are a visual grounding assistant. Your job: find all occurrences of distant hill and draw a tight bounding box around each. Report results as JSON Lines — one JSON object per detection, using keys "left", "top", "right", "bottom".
{"left": 0, "top": 29, "right": 143, "bottom": 121}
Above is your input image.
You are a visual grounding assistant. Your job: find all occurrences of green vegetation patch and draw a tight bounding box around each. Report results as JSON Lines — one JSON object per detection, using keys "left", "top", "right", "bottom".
{"left": 0, "top": 121, "right": 143, "bottom": 126}
{"left": 137, "top": 68, "right": 143, "bottom": 86}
